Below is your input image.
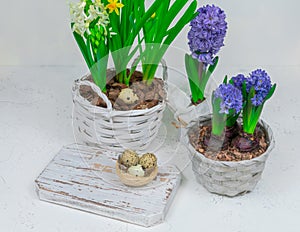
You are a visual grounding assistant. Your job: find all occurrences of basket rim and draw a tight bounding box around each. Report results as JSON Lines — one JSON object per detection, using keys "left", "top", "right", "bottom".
{"left": 181, "top": 114, "right": 275, "bottom": 166}
{"left": 73, "top": 73, "right": 167, "bottom": 116}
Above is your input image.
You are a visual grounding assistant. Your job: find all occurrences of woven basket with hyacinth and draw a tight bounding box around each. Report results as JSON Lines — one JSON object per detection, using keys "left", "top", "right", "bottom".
{"left": 186, "top": 68, "right": 276, "bottom": 161}
{"left": 181, "top": 4, "right": 277, "bottom": 196}
{"left": 183, "top": 69, "right": 276, "bottom": 196}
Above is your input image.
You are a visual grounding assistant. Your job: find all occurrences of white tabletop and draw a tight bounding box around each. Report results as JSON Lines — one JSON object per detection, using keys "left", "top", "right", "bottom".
{"left": 0, "top": 65, "right": 299, "bottom": 232}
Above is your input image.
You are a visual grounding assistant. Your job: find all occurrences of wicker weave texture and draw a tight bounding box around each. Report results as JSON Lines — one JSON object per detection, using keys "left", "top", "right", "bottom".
{"left": 72, "top": 76, "right": 166, "bottom": 152}
{"left": 182, "top": 115, "right": 275, "bottom": 197}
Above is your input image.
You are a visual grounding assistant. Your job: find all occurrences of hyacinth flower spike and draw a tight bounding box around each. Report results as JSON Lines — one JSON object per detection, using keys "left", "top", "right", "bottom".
{"left": 231, "top": 70, "right": 276, "bottom": 152}
{"left": 205, "top": 82, "right": 243, "bottom": 151}
{"left": 186, "top": 5, "right": 227, "bottom": 104}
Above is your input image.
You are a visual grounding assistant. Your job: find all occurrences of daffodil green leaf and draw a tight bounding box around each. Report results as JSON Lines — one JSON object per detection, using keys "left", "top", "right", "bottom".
{"left": 73, "top": 31, "right": 92, "bottom": 68}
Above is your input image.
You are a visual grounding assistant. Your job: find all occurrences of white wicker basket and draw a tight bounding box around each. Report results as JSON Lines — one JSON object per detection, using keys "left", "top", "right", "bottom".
{"left": 181, "top": 115, "right": 275, "bottom": 197}
{"left": 173, "top": 101, "right": 210, "bottom": 127}
{"left": 72, "top": 61, "right": 168, "bottom": 152}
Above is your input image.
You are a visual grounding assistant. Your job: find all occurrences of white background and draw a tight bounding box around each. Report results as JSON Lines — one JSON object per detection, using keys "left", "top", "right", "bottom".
{"left": 1, "top": 0, "right": 299, "bottom": 68}
{"left": 1, "top": 0, "right": 300, "bottom": 232}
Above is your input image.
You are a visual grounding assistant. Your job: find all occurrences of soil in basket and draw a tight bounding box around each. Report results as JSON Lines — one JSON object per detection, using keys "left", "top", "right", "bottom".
{"left": 188, "top": 122, "right": 269, "bottom": 162}
{"left": 79, "top": 70, "right": 166, "bottom": 111}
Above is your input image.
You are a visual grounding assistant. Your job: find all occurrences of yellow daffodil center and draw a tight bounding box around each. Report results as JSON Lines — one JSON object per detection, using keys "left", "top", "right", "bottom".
{"left": 106, "top": 0, "right": 124, "bottom": 15}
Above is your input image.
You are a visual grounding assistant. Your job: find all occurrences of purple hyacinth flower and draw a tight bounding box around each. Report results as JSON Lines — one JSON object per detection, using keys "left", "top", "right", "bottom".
{"left": 248, "top": 69, "right": 272, "bottom": 106}
{"left": 231, "top": 74, "right": 246, "bottom": 90}
{"left": 214, "top": 83, "right": 243, "bottom": 115}
{"left": 188, "top": 5, "right": 227, "bottom": 65}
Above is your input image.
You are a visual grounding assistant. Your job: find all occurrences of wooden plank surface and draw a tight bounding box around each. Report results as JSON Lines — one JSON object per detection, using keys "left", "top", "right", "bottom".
{"left": 35, "top": 144, "right": 181, "bottom": 227}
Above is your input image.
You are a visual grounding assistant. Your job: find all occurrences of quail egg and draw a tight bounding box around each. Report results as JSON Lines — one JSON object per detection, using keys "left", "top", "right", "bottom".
{"left": 120, "top": 150, "right": 139, "bottom": 168}
{"left": 128, "top": 165, "right": 145, "bottom": 177}
{"left": 118, "top": 88, "right": 139, "bottom": 104}
{"left": 139, "top": 153, "right": 157, "bottom": 169}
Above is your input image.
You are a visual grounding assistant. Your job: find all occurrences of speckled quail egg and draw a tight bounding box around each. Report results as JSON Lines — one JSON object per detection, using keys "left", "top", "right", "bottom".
{"left": 120, "top": 150, "right": 139, "bottom": 168}
{"left": 139, "top": 153, "right": 157, "bottom": 169}
{"left": 128, "top": 165, "right": 145, "bottom": 177}
{"left": 118, "top": 88, "right": 139, "bottom": 104}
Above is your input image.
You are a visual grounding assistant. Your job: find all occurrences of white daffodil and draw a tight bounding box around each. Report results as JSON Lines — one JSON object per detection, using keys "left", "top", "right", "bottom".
{"left": 70, "top": 0, "right": 110, "bottom": 37}
{"left": 72, "top": 21, "right": 86, "bottom": 36}
{"left": 70, "top": 0, "right": 88, "bottom": 36}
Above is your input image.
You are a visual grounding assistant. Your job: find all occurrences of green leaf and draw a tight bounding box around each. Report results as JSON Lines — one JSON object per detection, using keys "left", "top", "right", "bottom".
{"left": 152, "top": 0, "right": 172, "bottom": 42}
{"left": 241, "top": 81, "right": 248, "bottom": 100}
{"left": 142, "top": 0, "right": 196, "bottom": 81}
{"left": 73, "top": 31, "right": 92, "bottom": 68}
{"left": 207, "top": 56, "right": 219, "bottom": 78}
{"left": 86, "top": 37, "right": 95, "bottom": 64}
{"left": 140, "top": 0, "right": 197, "bottom": 82}
{"left": 163, "top": 1, "right": 197, "bottom": 46}
{"left": 185, "top": 54, "right": 203, "bottom": 102}
{"left": 243, "top": 86, "right": 256, "bottom": 134}
{"left": 226, "top": 112, "right": 240, "bottom": 127}
{"left": 212, "top": 97, "right": 227, "bottom": 136}
{"left": 197, "top": 57, "right": 219, "bottom": 99}
{"left": 223, "top": 75, "right": 228, "bottom": 84}
{"left": 265, "top": 83, "right": 277, "bottom": 101}
{"left": 125, "top": 0, "right": 161, "bottom": 47}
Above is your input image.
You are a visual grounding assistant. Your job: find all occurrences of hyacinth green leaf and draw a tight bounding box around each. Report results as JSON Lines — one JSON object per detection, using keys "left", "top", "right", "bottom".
{"left": 207, "top": 56, "right": 219, "bottom": 78}
{"left": 246, "top": 83, "right": 276, "bottom": 133}
{"left": 254, "top": 105, "right": 263, "bottom": 122}
{"left": 198, "top": 56, "right": 219, "bottom": 100}
{"left": 247, "top": 104, "right": 263, "bottom": 134}
{"left": 265, "top": 84, "right": 277, "bottom": 101}
{"left": 185, "top": 54, "right": 202, "bottom": 103}
{"left": 72, "top": 30, "right": 92, "bottom": 68}
{"left": 226, "top": 108, "right": 240, "bottom": 127}
{"left": 243, "top": 86, "right": 256, "bottom": 134}
{"left": 212, "top": 96, "right": 227, "bottom": 136}
{"left": 241, "top": 81, "right": 248, "bottom": 100}
{"left": 223, "top": 75, "right": 228, "bottom": 84}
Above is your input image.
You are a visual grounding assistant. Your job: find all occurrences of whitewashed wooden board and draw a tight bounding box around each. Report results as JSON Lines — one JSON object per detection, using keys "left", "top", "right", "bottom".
{"left": 35, "top": 144, "right": 182, "bottom": 227}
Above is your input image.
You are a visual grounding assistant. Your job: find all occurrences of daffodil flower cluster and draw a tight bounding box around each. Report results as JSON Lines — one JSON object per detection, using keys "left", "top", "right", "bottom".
{"left": 70, "top": 0, "right": 109, "bottom": 37}
{"left": 70, "top": 0, "right": 198, "bottom": 91}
